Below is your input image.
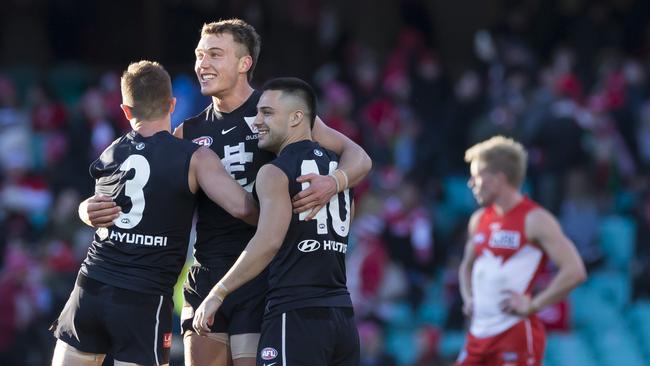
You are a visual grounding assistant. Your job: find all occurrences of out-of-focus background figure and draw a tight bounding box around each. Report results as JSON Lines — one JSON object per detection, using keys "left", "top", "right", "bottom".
{"left": 2, "top": 1, "right": 650, "bottom": 365}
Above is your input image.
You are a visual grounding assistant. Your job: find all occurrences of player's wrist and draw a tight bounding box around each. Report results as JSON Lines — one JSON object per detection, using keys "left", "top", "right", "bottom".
{"left": 209, "top": 282, "right": 229, "bottom": 302}
{"left": 328, "top": 172, "right": 341, "bottom": 193}
{"left": 328, "top": 169, "right": 349, "bottom": 193}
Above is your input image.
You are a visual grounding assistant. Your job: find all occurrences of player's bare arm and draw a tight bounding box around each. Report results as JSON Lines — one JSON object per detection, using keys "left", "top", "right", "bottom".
{"left": 292, "top": 116, "right": 372, "bottom": 219}
{"left": 190, "top": 146, "right": 259, "bottom": 226}
{"left": 193, "top": 164, "right": 290, "bottom": 334}
{"left": 459, "top": 208, "right": 484, "bottom": 317}
{"left": 500, "top": 208, "right": 587, "bottom": 316}
{"left": 78, "top": 195, "right": 121, "bottom": 228}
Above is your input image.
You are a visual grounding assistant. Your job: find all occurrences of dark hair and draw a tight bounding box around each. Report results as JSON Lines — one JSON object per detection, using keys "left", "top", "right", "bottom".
{"left": 120, "top": 60, "right": 172, "bottom": 121}
{"left": 262, "top": 77, "right": 317, "bottom": 128}
{"left": 201, "top": 19, "right": 261, "bottom": 82}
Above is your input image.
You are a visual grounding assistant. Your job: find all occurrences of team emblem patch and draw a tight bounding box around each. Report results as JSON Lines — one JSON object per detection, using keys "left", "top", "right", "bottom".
{"left": 313, "top": 149, "right": 323, "bottom": 156}
{"left": 261, "top": 347, "right": 278, "bottom": 360}
{"left": 244, "top": 116, "right": 258, "bottom": 133}
{"left": 192, "top": 136, "right": 213, "bottom": 147}
{"left": 135, "top": 142, "right": 145, "bottom": 150}
{"left": 489, "top": 230, "right": 521, "bottom": 249}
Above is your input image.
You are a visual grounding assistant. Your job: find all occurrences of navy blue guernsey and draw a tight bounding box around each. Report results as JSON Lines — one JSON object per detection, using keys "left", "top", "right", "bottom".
{"left": 81, "top": 130, "right": 199, "bottom": 296}
{"left": 183, "top": 90, "right": 275, "bottom": 267}
{"left": 263, "top": 140, "right": 353, "bottom": 318}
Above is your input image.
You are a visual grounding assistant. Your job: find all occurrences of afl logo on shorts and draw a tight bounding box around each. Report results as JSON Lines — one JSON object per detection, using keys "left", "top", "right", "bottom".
{"left": 261, "top": 347, "right": 278, "bottom": 360}
{"left": 192, "top": 136, "right": 213, "bottom": 147}
{"left": 297, "top": 239, "right": 320, "bottom": 252}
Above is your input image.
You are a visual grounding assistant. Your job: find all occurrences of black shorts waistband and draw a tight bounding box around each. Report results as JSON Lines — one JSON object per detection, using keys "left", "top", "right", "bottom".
{"left": 292, "top": 307, "right": 354, "bottom": 319}
{"left": 77, "top": 274, "right": 168, "bottom": 303}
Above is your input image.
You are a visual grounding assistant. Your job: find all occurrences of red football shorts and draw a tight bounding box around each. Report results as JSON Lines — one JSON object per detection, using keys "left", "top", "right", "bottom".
{"left": 455, "top": 316, "right": 546, "bottom": 366}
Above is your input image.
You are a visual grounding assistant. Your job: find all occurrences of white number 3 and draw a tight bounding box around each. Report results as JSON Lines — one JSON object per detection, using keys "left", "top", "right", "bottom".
{"left": 114, "top": 154, "right": 150, "bottom": 229}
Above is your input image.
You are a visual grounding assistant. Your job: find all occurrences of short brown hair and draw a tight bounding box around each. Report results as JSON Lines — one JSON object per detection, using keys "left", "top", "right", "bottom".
{"left": 120, "top": 60, "right": 172, "bottom": 121}
{"left": 464, "top": 136, "right": 528, "bottom": 187}
{"left": 201, "top": 19, "right": 261, "bottom": 82}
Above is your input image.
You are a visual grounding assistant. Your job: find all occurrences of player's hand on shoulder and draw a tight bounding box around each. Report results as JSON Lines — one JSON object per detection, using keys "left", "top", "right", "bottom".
{"left": 192, "top": 293, "right": 222, "bottom": 336}
{"left": 79, "top": 195, "right": 121, "bottom": 228}
{"left": 291, "top": 173, "right": 337, "bottom": 220}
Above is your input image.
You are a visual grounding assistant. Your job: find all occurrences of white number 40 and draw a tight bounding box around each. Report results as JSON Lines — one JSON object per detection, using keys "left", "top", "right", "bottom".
{"left": 299, "top": 160, "right": 350, "bottom": 236}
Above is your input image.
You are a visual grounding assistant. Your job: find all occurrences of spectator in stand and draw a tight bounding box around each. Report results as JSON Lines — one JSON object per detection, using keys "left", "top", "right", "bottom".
{"left": 382, "top": 178, "right": 433, "bottom": 309}
{"left": 559, "top": 168, "right": 604, "bottom": 270}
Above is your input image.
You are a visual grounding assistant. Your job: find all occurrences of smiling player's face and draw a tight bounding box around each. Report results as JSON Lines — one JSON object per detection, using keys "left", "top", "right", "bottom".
{"left": 254, "top": 90, "right": 292, "bottom": 154}
{"left": 194, "top": 33, "right": 245, "bottom": 97}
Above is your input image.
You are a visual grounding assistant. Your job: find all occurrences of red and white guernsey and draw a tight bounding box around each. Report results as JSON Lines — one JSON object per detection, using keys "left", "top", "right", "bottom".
{"left": 470, "top": 197, "right": 547, "bottom": 338}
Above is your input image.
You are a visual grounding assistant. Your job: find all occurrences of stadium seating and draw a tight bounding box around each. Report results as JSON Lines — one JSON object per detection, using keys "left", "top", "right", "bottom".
{"left": 385, "top": 327, "right": 419, "bottom": 365}
{"left": 628, "top": 301, "right": 650, "bottom": 364}
{"left": 545, "top": 332, "right": 599, "bottom": 366}
{"left": 599, "top": 215, "right": 636, "bottom": 272}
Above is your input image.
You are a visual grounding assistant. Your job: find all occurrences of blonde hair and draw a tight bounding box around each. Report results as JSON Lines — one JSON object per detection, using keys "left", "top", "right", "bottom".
{"left": 120, "top": 60, "right": 172, "bottom": 121}
{"left": 464, "top": 136, "right": 528, "bottom": 187}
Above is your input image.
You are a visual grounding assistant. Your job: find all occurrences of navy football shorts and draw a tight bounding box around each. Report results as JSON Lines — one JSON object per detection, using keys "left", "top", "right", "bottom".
{"left": 256, "top": 307, "right": 359, "bottom": 366}
{"left": 51, "top": 274, "right": 173, "bottom": 365}
{"left": 181, "top": 264, "right": 267, "bottom": 335}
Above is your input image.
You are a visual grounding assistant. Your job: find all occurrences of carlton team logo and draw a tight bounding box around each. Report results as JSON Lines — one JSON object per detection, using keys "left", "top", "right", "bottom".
{"left": 261, "top": 347, "right": 278, "bottom": 360}
{"left": 192, "top": 136, "right": 213, "bottom": 147}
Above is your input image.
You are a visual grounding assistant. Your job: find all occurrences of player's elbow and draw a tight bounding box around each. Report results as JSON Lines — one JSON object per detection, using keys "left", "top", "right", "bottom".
{"left": 566, "top": 261, "right": 587, "bottom": 288}
{"left": 241, "top": 209, "right": 259, "bottom": 226}
{"left": 360, "top": 151, "right": 373, "bottom": 177}
{"left": 458, "top": 257, "right": 472, "bottom": 279}
{"left": 572, "top": 263, "right": 588, "bottom": 286}
{"left": 231, "top": 204, "right": 256, "bottom": 225}
{"left": 232, "top": 195, "right": 259, "bottom": 226}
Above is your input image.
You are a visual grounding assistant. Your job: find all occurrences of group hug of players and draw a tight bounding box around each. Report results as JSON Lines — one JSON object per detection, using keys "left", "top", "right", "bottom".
{"left": 49, "top": 18, "right": 587, "bottom": 366}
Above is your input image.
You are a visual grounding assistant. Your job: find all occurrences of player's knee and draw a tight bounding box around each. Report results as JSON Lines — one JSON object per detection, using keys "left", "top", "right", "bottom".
{"left": 52, "top": 339, "right": 105, "bottom": 366}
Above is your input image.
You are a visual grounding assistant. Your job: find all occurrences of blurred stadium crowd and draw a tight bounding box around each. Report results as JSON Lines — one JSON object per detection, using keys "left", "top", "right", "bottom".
{"left": 2, "top": 0, "right": 650, "bottom": 365}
